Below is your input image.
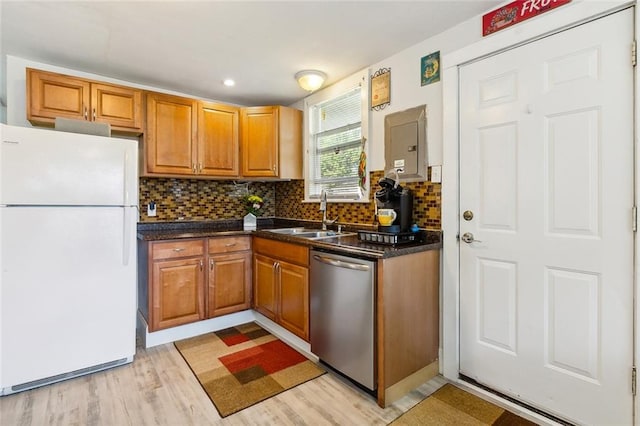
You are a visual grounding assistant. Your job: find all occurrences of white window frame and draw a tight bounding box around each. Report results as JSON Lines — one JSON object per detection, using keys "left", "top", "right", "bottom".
{"left": 303, "top": 68, "right": 370, "bottom": 203}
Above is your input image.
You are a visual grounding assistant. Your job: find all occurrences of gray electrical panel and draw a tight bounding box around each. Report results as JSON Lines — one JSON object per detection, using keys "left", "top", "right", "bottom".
{"left": 384, "top": 105, "right": 427, "bottom": 182}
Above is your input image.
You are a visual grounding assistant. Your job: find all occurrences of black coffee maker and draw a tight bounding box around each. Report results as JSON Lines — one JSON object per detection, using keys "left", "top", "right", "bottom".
{"left": 374, "top": 173, "right": 413, "bottom": 233}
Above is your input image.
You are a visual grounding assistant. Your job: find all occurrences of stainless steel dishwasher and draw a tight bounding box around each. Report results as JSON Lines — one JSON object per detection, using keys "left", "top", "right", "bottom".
{"left": 310, "top": 249, "right": 376, "bottom": 390}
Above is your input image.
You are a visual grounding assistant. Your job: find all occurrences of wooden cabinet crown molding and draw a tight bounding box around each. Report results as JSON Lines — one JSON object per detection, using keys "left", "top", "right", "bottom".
{"left": 26, "top": 68, "right": 143, "bottom": 135}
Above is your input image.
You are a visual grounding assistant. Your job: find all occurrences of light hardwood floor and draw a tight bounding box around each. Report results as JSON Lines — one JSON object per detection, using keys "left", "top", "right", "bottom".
{"left": 0, "top": 342, "right": 447, "bottom": 425}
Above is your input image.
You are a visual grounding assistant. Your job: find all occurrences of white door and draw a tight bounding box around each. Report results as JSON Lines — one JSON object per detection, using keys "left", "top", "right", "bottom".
{"left": 459, "top": 9, "right": 634, "bottom": 425}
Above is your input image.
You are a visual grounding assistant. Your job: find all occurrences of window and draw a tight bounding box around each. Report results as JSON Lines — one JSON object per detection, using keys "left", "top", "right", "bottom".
{"left": 305, "top": 70, "right": 368, "bottom": 201}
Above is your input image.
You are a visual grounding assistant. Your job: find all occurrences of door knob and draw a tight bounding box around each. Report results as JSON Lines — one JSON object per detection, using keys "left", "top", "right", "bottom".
{"left": 463, "top": 210, "right": 474, "bottom": 221}
{"left": 461, "top": 232, "right": 482, "bottom": 243}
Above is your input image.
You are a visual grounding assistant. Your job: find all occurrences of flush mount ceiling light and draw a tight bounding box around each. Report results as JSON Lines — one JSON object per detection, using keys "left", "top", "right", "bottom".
{"left": 295, "top": 70, "right": 327, "bottom": 92}
{"left": 223, "top": 78, "right": 235, "bottom": 87}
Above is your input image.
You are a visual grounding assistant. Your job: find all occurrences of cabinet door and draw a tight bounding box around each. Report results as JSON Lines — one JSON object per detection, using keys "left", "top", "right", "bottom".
{"left": 91, "top": 83, "right": 143, "bottom": 132}
{"left": 208, "top": 251, "right": 251, "bottom": 317}
{"left": 198, "top": 102, "right": 239, "bottom": 177}
{"left": 253, "top": 253, "right": 277, "bottom": 320}
{"left": 278, "top": 261, "right": 309, "bottom": 341}
{"left": 241, "top": 106, "right": 278, "bottom": 177}
{"left": 150, "top": 257, "right": 205, "bottom": 331}
{"left": 146, "top": 93, "right": 197, "bottom": 175}
{"left": 27, "top": 68, "right": 91, "bottom": 123}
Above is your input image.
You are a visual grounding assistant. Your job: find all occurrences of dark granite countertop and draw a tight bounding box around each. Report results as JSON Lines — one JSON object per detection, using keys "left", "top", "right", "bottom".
{"left": 137, "top": 218, "right": 442, "bottom": 259}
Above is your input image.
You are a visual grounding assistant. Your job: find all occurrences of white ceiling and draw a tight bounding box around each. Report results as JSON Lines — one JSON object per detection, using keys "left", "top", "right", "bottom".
{"left": 1, "top": 1, "right": 501, "bottom": 107}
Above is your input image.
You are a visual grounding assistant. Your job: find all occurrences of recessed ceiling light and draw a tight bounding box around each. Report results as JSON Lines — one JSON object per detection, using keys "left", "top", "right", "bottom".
{"left": 223, "top": 79, "right": 235, "bottom": 87}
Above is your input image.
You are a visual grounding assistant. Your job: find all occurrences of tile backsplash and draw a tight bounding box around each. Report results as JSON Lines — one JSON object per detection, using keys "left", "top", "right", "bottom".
{"left": 275, "top": 170, "right": 441, "bottom": 229}
{"left": 139, "top": 170, "right": 441, "bottom": 229}
{"left": 139, "top": 178, "right": 276, "bottom": 221}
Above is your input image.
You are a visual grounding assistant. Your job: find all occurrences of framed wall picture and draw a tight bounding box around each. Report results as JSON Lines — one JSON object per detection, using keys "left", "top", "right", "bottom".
{"left": 371, "top": 68, "right": 391, "bottom": 110}
{"left": 421, "top": 51, "right": 440, "bottom": 86}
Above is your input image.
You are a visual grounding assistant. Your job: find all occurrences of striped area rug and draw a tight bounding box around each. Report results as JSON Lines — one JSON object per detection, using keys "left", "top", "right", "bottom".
{"left": 175, "top": 322, "right": 325, "bottom": 418}
{"left": 391, "top": 384, "right": 538, "bottom": 425}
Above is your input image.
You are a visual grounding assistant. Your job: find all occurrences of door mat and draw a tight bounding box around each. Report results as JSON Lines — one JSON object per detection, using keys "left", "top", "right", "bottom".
{"left": 391, "top": 384, "right": 537, "bottom": 425}
{"left": 174, "top": 322, "right": 325, "bottom": 418}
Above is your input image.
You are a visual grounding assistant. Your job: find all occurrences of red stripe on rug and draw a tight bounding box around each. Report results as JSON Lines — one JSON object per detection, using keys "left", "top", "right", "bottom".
{"left": 220, "top": 333, "right": 250, "bottom": 346}
{"left": 219, "top": 340, "right": 307, "bottom": 374}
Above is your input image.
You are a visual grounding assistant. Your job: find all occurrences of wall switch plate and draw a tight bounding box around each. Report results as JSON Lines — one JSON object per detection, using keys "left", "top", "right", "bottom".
{"left": 431, "top": 165, "right": 442, "bottom": 183}
{"left": 147, "top": 202, "right": 157, "bottom": 217}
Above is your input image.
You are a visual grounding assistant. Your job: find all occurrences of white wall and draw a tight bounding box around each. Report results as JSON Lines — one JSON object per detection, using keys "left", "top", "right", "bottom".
{"left": 364, "top": 14, "right": 485, "bottom": 171}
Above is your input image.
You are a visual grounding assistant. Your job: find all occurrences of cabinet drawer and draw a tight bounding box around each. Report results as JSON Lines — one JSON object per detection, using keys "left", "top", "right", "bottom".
{"left": 253, "top": 237, "right": 309, "bottom": 266}
{"left": 151, "top": 239, "right": 205, "bottom": 260}
{"left": 208, "top": 236, "right": 251, "bottom": 254}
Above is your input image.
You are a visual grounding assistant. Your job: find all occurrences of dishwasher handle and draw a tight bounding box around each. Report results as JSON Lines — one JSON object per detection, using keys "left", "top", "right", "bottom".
{"left": 313, "top": 254, "right": 371, "bottom": 272}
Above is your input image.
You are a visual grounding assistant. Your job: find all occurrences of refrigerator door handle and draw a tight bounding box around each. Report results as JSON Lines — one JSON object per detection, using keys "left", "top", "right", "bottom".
{"left": 122, "top": 208, "right": 132, "bottom": 266}
{"left": 123, "top": 151, "right": 130, "bottom": 206}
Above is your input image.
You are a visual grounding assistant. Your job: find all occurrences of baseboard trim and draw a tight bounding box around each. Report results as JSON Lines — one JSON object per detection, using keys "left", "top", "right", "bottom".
{"left": 383, "top": 360, "right": 439, "bottom": 407}
{"left": 138, "top": 310, "right": 254, "bottom": 348}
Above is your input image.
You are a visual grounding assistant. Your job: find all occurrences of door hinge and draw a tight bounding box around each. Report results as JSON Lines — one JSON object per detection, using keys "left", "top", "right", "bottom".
{"left": 632, "top": 40, "right": 637, "bottom": 67}
{"left": 632, "top": 366, "right": 637, "bottom": 396}
{"left": 633, "top": 206, "right": 637, "bottom": 232}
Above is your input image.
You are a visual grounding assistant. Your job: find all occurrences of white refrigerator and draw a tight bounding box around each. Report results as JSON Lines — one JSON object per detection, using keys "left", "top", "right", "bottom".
{"left": 0, "top": 124, "right": 138, "bottom": 395}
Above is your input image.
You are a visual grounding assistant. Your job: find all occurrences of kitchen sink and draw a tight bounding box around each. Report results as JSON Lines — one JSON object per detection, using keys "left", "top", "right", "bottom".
{"left": 265, "top": 227, "right": 356, "bottom": 240}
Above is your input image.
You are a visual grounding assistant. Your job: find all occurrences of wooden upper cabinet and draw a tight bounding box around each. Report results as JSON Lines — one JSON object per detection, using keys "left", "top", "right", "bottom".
{"left": 241, "top": 106, "right": 278, "bottom": 177}
{"left": 91, "top": 83, "right": 142, "bottom": 130}
{"left": 27, "top": 68, "right": 143, "bottom": 134}
{"left": 146, "top": 92, "right": 198, "bottom": 175}
{"left": 241, "top": 106, "right": 302, "bottom": 179}
{"left": 198, "top": 102, "right": 240, "bottom": 177}
{"left": 27, "top": 69, "right": 90, "bottom": 121}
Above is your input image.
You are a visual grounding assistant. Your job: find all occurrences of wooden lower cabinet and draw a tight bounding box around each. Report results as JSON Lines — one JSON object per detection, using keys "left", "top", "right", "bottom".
{"left": 376, "top": 249, "right": 440, "bottom": 407}
{"left": 253, "top": 253, "right": 278, "bottom": 321}
{"left": 143, "top": 236, "right": 251, "bottom": 332}
{"left": 151, "top": 256, "right": 205, "bottom": 331}
{"left": 277, "top": 261, "right": 309, "bottom": 340}
{"left": 207, "top": 251, "right": 251, "bottom": 317}
{"left": 252, "top": 237, "right": 309, "bottom": 341}
{"left": 148, "top": 239, "right": 206, "bottom": 331}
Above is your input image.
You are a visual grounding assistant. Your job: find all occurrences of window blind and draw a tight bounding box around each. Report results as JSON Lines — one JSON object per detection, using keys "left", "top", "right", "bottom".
{"left": 309, "top": 87, "right": 364, "bottom": 200}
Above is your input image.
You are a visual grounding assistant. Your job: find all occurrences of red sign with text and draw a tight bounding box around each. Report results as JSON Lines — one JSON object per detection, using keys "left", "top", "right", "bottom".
{"left": 483, "top": 0, "right": 572, "bottom": 36}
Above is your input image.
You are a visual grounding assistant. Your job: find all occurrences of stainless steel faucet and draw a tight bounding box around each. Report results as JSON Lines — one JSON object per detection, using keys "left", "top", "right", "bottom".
{"left": 319, "top": 189, "right": 337, "bottom": 230}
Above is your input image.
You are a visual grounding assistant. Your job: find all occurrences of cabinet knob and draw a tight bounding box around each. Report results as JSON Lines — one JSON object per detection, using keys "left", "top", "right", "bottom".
{"left": 192, "top": 164, "right": 197, "bottom": 174}
{"left": 210, "top": 258, "right": 214, "bottom": 271}
{"left": 84, "top": 106, "right": 88, "bottom": 120}
{"left": 200, "top": 259, "right": 204, "bottom": 270}
{"left": 93, "top": 108, "right": 96, "bottom": 121}
{"left": 173, "top": 248, "right": 185, "bottom": 252}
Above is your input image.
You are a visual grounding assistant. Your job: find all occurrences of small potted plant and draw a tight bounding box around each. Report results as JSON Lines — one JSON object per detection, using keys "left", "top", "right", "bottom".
{"left": 243, "top": 194, "right": 264, "bottom": 229}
